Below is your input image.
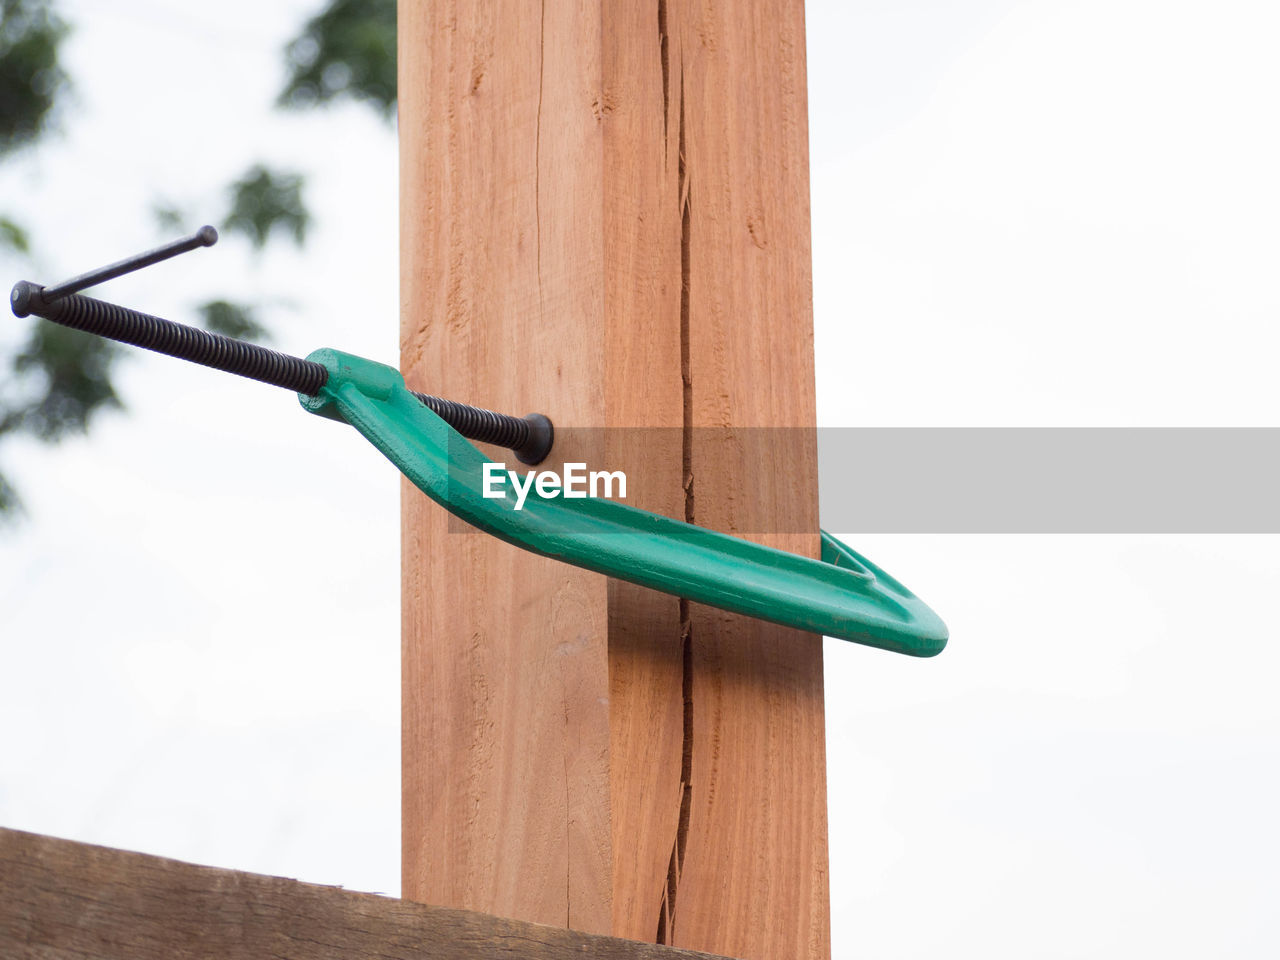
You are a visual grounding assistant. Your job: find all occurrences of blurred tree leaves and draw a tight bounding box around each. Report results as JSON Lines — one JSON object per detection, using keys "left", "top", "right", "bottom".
{"left": 279, "top": 0, "right": 395, "bottom": 118}
{"left": 1, "top": 0, "right": 78, "bottom": 517}
{"left": 196, "top": 299, "right": 269, "bottom": 342}
{"left": 9, "top": 320, "right": 120, "bottom": 441}
{"left": 150, "top": 201, "right": 187, "bottom": 235}
{"left": 223, "top": 165, "right": 311, "bottom": 250}
{"left": 0, "top": 0, "right": 68, "bottom": 155}
{"left": 0, "top": 0, "right": 396, "bottom": 518}
{"left": 0, "top": 215, "right": 29, "bottom": 253}
{"left": 0, "top": 470, "right": 17, "bottom": 514}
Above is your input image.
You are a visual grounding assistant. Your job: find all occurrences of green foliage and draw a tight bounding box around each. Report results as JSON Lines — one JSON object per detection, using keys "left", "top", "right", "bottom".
{"left": 0, "top": 469, "right": 19, "bottom": 517}
{"left": 196, "top": 299, "right": 269, "bottom": 342}
{"left": 9, "top": 321, "right": 121, "bottom": 441}
{"left": 0, "top": 320, "right": 124, "bottom": 511}
{"left": 279, "top": 0, "right": 395, "bottom": 119}
{"left": 1, "top": 0, "right": 397, "bottom": 517}
{"left": 0, "top": 215, "right": 29, "bottom": 252}
{"left": 0, "top": 0, "right": 69, "bottom": 157}
{"left": 151, "top": 201, "right": 187, "bottom": 234}
{"left": 223, "top": 164, "right": 310, "bottom": 250}
{"left": 0, "top": 0, "right": 72, "bottom": 509}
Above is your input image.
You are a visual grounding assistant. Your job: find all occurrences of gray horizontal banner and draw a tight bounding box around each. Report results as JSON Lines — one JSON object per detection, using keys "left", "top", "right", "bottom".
{"left": 448, "top": 428, "right": 1280, "bottom": 534}
{"left": 817, "top": 428, "right": 1280, "bottom": 533}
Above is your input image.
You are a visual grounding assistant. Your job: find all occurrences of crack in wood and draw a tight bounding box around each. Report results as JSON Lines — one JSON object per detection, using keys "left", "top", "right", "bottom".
{"left": 535, "top": 0, "right": 546, "bottom": 333}
{"left": 562, "top": 668, "right": 572, "bottom": 929}
{"left": 658, "top": 0, "right": 670, "bottom": 146}
{"left": 657, "top": 67, "right": 694, "bottom": 947}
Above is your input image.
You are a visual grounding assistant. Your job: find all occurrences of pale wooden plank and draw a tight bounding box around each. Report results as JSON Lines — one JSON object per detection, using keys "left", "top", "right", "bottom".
{"left": 0, "top": 827, "right": 729, "bottom": 960}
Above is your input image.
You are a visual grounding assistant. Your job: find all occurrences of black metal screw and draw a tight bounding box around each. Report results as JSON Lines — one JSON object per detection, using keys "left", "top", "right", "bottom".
{"left": 9, "top": 229, "right": 554, "bottom": 465}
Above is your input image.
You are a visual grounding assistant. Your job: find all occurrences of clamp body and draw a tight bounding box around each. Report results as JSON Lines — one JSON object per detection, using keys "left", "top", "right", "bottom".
{"left": 11, "top": 228, "right": 948, "bottom": 657}
{"left": 305, "top": 349, "right": 948, "bottom": 657}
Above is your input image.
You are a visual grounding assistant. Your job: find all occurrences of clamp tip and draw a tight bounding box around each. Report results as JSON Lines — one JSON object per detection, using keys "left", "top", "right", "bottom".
{"left": 10, "top": 281, "right": 41, "bottom": 319}
{"left": 515, "top": 413, "right": 554, "bottom": 466}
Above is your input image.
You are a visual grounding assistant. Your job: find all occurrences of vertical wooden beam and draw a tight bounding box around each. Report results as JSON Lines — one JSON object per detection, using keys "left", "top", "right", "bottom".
{"left": 667, "top": 3, "right": 828, "bottom": 956}
{"left": 400, "top": 3, "right": 827, "bottom": 958}
{"left": 400, "top": 0, "right": 613, "bottom": 932}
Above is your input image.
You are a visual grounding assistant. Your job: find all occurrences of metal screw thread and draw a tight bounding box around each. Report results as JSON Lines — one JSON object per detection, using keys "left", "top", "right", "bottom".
{"left": 10, "top": 281, "right": 554, "bottom": 464}
{"left": 412, "top": 394, "right": 554, "bottom": 465}
{"left": 13, "top": 284, "right": 328, "bottom": 394}
{"left": 413, "top": 393, "right": 527, "bottom": 448}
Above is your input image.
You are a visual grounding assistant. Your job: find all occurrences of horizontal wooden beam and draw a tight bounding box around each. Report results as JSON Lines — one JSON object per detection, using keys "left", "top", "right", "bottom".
{"left": 0, "top": 827, "right": 730, "bottom": 960}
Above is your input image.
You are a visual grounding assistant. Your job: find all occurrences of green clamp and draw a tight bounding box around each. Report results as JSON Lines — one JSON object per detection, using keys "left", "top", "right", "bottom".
{"left": 8, "top": 228, "right": 946, "bottom": 657}
{"left": 302, "top": 350, "right": 948, "bottom": 658}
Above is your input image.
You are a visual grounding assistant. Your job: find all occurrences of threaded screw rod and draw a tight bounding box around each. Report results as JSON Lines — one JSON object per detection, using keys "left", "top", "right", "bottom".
{"left": 9, "top": 283, "right": 553, "bottom": 465}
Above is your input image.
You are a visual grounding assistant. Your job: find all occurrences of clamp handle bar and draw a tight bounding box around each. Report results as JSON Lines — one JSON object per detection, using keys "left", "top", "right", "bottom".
{"left": 41, "top": 225, "right": 219, "bottom": 302}
{"left": 9, "top": 282, "right": 553, "bottom": 465}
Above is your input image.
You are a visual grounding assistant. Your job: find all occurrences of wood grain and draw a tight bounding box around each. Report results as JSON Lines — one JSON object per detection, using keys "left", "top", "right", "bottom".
{"left": 400, "top": 2, "right": 827, "bottom": 956}
{"left": 400, "top": 0, "right": 616, "bottom": 935}
{"left": 601, "top": 0, "right": 688, "bottom": 943}
{"left": 671, "top": 2, "right": 829, "bottom": 956}
{"left": 0, "top": 827, "right": 729, "bottom": 960}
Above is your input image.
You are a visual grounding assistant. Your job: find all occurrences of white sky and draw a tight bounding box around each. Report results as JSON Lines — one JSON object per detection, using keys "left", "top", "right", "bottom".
{"left": 2, "top": 1, "right": 1278, "bottom": 957}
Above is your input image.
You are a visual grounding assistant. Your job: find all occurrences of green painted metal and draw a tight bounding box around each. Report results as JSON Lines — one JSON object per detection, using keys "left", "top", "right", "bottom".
{"left": 301, "top": 349, "right": 948, "bottom": 657}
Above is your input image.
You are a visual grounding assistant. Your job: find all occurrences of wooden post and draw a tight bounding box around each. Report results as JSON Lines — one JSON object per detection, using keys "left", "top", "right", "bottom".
{"left": 400, "top": 3, "right": 827, "bottom": 958}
